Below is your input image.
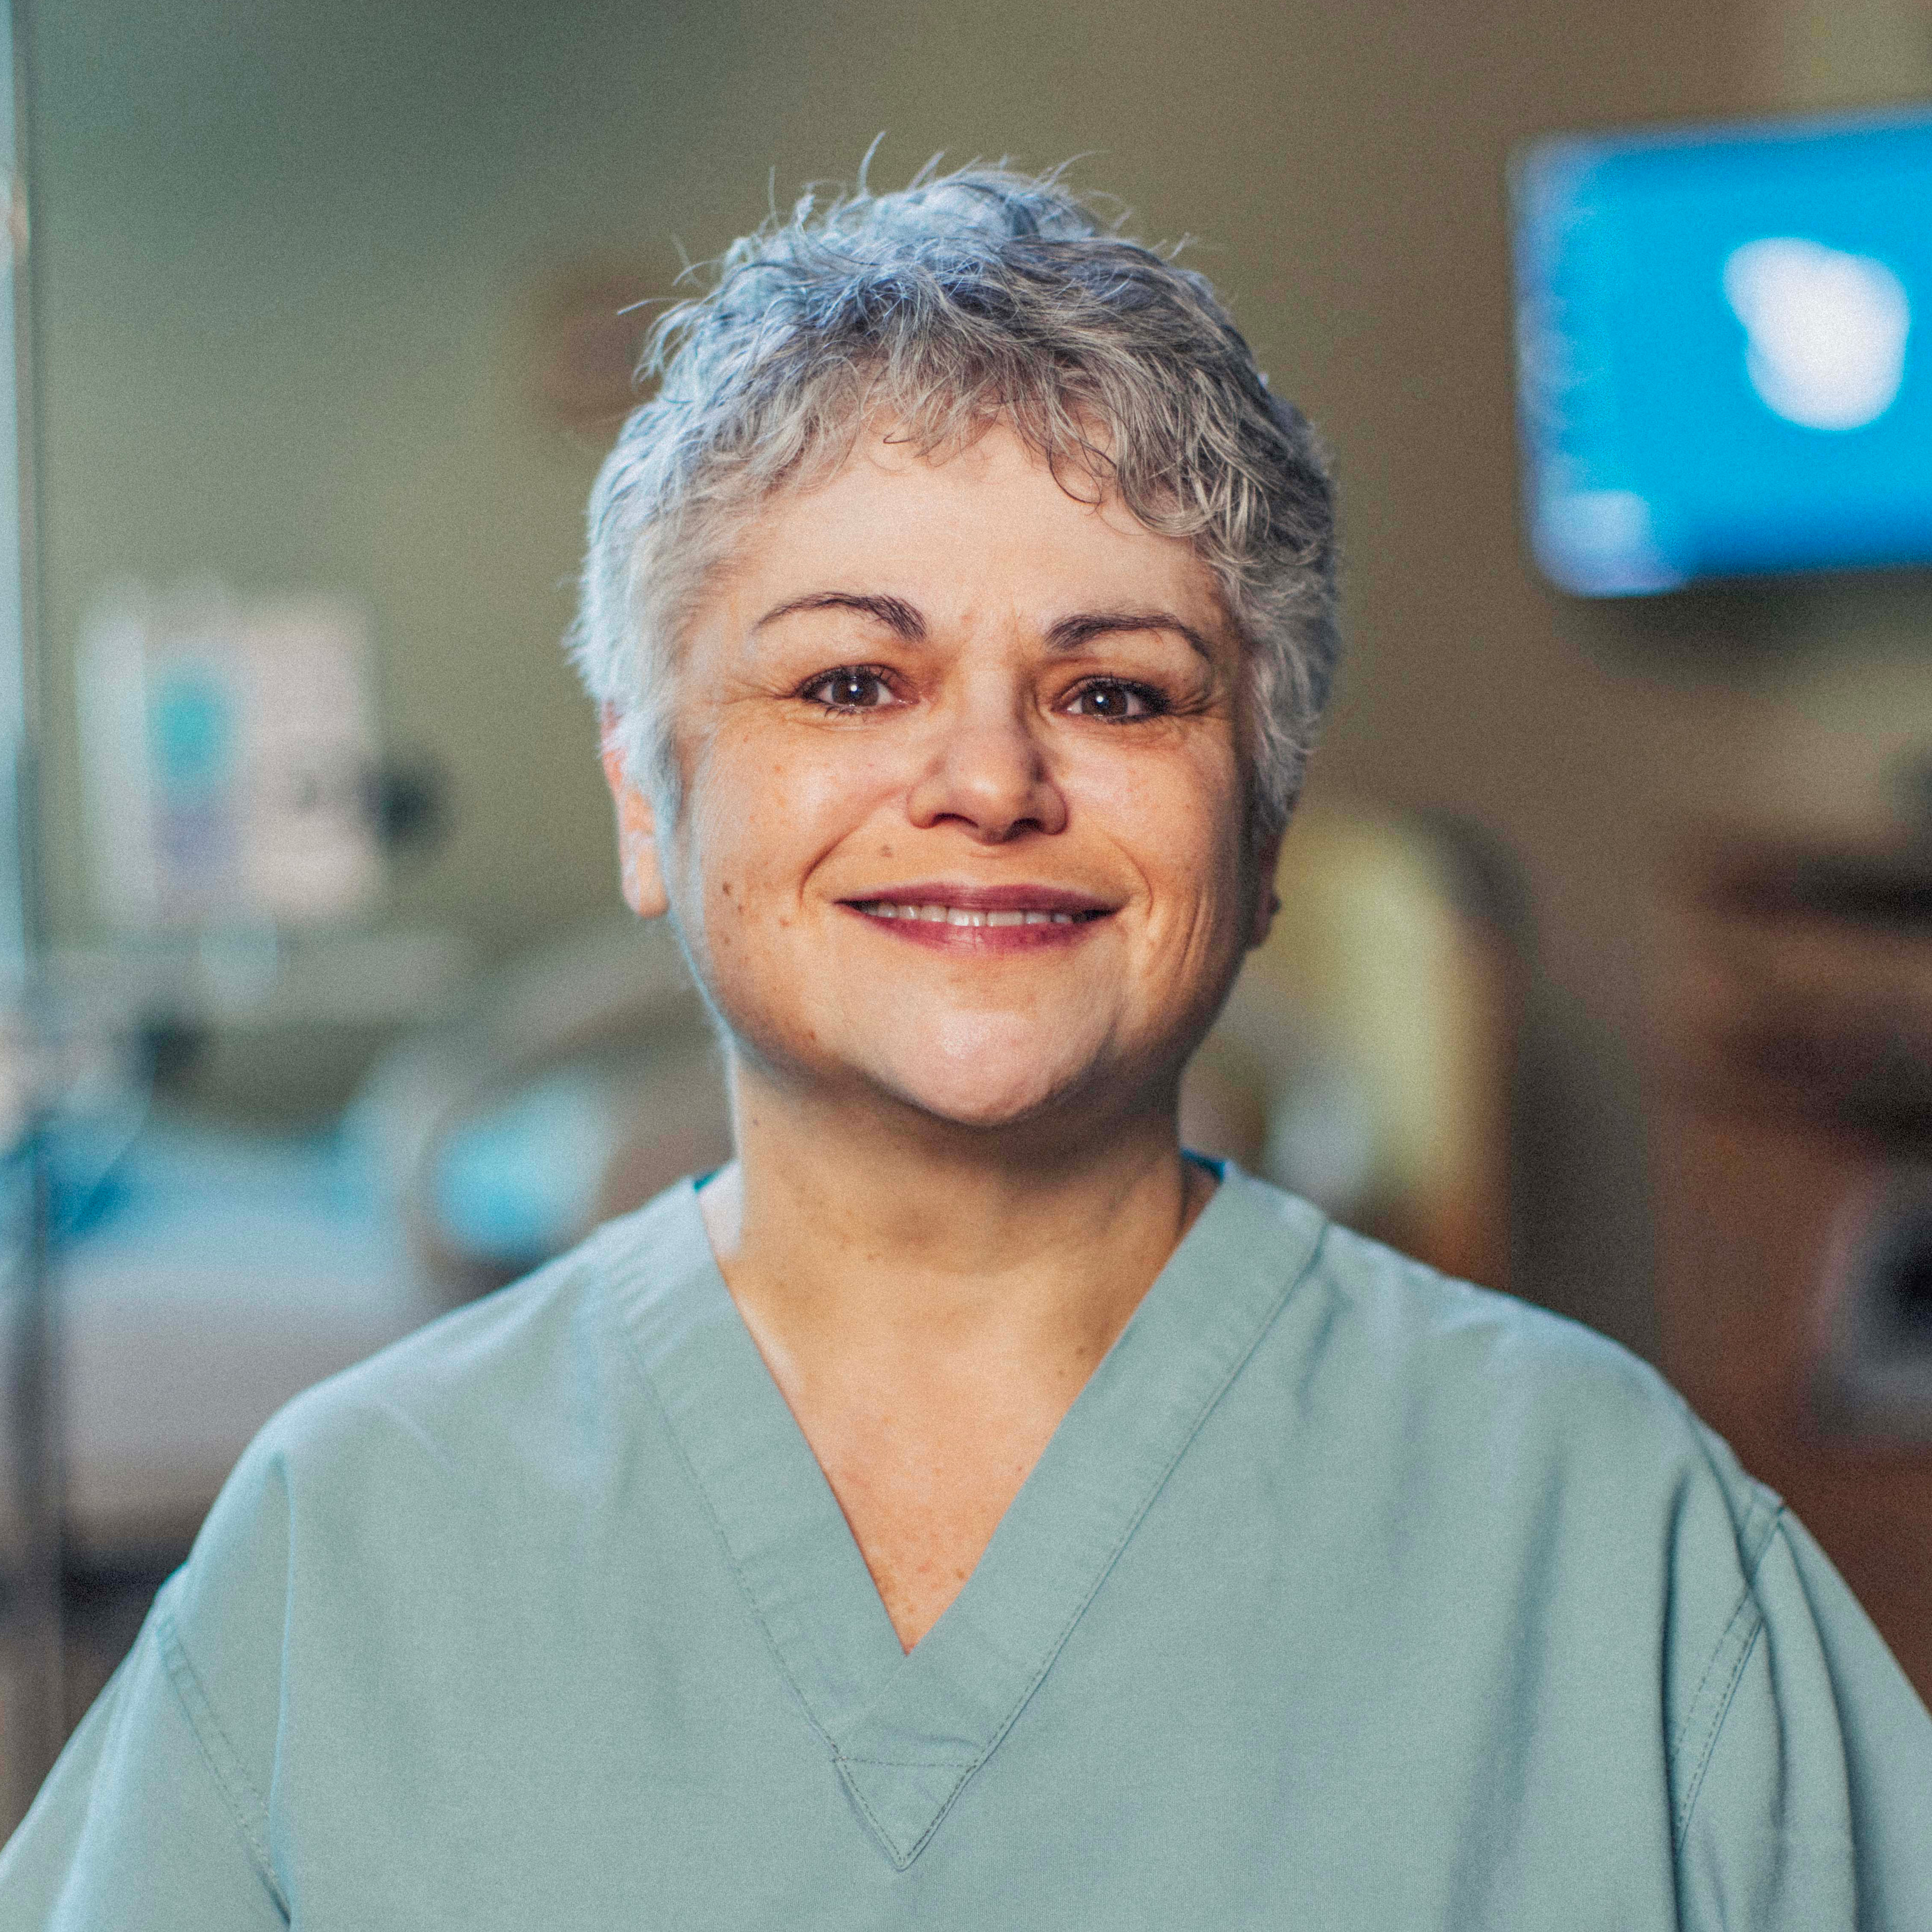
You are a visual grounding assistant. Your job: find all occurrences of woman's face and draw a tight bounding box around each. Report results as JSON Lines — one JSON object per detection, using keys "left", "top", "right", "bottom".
{"left": 609, "top": 422, "right": 1277, "bottom": 1136}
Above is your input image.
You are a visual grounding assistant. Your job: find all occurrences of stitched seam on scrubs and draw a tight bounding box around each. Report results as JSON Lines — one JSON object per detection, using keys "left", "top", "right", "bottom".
{"left": 847, "top": 1213, "right": 1338, "bottom": 1868}
{"left": 838, "top": 1757, "right": 979, "bottom": 1767}
{"left": 602, "top": 1251, "right": 842, "bottom": 1759}
{"left": 1671, "top": 1607, "right": 1764, "bottom": 1852}
{"left": 1668, "top": 1507, "right": 1782, "bottom": 1850}
{"left": 155, "top": 1605, "right": 292, "bottom": 1917}
{"left": 1729, "top": 1479, "right": 1781, "bottom": 1581}
{"left": 833, "top": 1759, "right": 931, "bottom": 1867}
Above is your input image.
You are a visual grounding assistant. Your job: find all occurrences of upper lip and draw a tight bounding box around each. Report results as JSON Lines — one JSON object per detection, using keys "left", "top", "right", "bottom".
{"left": 839, "top": 881, "right": 1116, "bottom": 915}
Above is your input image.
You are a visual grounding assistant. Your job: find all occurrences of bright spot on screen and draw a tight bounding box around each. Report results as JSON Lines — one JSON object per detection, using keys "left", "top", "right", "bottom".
{"left": 1721, "top": 236, "right": 1910, "bottom": 432}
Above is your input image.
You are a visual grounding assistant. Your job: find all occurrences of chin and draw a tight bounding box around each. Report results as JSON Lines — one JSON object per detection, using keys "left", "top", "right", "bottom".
{"left": 890, "top": 1073, "right": 1070, "bottom": 1133}
{"left": 866, "top": 1019, "right": 1118, "bottom": 1134}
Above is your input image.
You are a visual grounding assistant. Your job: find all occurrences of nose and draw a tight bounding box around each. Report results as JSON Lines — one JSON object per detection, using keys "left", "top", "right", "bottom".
{"left": 905, "top": 687, "right": 1068, "bottom": 842}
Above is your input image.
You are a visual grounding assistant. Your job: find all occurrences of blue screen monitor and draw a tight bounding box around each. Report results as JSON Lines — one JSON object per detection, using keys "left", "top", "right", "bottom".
{"left": 1512, "top": 110, "right": 1932, "bottom": 596}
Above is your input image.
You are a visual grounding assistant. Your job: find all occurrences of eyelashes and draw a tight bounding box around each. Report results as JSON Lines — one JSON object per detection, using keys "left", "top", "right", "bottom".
{"left": 797, "top": 666, "right": 899, "bottom": 712}
{"left": 795, "top": 667, "right": 1175, "bottom": 722}
{"left": 1060, "top": 678, "right": 1170, "bottom": 721}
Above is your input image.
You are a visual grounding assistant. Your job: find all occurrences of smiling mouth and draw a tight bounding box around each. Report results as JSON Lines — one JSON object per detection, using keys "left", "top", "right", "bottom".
{"left": 839, "top": 884, "right": 1113, "bottom": 948}
{"left": 848, "top": 900, "right": 1101, "bottom": 928}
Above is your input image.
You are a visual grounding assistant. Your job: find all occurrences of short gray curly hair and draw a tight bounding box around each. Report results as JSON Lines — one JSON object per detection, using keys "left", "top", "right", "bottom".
{"left": 569, "top": 161, "right": 1339, "bottom": 838}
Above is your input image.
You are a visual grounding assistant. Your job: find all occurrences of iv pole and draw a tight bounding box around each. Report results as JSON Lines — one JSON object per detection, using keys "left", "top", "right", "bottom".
{"left": 2, "top": 0, "right": 61, "bottom": 1831}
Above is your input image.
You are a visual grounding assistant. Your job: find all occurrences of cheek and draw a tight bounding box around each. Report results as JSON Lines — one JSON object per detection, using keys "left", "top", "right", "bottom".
{"left": 681, "top": 728, "right": 901, "bottom": 908}
{"left": 1071, "top": 735, "right": 1247, "bottom": 881}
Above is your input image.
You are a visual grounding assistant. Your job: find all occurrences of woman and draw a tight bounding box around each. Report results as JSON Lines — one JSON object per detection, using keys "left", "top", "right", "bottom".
{"left": 5, "top": 165, "right": 1929, "bottom": 1928}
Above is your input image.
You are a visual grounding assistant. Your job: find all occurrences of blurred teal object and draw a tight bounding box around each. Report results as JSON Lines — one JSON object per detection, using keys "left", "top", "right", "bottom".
{"left": 431, "top": 1070, "right": 620, "bottom": 1271}
{"left": 148, "top": 671, "right": 233, "bottom": 797}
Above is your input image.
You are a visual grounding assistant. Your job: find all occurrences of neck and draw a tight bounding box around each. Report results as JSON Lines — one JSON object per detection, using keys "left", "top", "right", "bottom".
{"left": 699, "top": 1062, "right": 1216, "bottom": 1652}
{"left": 702, "top": 1065, "right": 1211, "bottom": 1370}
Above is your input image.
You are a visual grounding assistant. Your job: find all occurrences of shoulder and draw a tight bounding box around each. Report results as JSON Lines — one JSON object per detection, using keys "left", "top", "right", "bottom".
{"left": 1235, "top": 1179, "right": 1821, "bottom": 1813}
{"left": 1303, "top": 1189, "right": 1758, "bottom": 1492}
{"left": 232, "top": 1180, "right": 696, "bottom": 1484}
{"left": 167, "top": 1183, "right": 700, "bottom": 1662}
{"left": 1284, "top": 1203, "right": 1932, "bottom": 1907}
{"left": 1230, "top": 1171, "right": 1780, "bottom": 1598}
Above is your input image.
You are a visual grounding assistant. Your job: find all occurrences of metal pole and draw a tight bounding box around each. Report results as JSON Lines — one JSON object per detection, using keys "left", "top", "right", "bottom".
{"left": 2, "top": 0, "right": 61, "bottom": 1834}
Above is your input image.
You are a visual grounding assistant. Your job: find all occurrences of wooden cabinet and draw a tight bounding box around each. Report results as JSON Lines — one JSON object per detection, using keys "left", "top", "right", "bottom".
{"left": 1652, "top": 835, "right": 1932, "bottom": 1699}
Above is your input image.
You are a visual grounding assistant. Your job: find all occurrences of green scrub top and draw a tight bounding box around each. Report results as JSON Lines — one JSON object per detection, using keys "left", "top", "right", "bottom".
{"left": 4, "top": 1167, "right": 1930, "bottom": 1927}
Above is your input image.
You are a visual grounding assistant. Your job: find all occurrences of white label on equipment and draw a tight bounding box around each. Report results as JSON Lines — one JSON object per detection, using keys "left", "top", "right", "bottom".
{"left": 79, "top": 585, "right": 383, "bottom": 930}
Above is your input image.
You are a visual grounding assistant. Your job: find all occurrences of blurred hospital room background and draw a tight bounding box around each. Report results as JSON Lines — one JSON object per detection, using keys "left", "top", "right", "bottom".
{"left": 6, "top": 0, "right": 1932, "bottom": 1828}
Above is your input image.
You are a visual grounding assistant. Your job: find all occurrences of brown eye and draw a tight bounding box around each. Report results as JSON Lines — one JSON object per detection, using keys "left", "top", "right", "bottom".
{"left": 1065, "top": 679, "right": 1163, "bottom": 721}
{"left": 802, "top": 668, "right": 895, "bottom": 711}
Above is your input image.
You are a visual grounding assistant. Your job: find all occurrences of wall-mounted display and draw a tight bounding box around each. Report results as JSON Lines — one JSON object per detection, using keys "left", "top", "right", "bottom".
{"left": 1512, "top": 109, "right": 1932, "bottom": 595}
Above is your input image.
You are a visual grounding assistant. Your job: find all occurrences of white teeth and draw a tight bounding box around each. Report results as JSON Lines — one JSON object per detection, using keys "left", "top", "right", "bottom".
{"left": 856, "top": 899, "right": 1089, "bottom": 927}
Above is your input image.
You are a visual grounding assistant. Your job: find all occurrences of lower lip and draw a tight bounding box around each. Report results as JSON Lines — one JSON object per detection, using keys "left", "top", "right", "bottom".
{"left": 840, "top": 903, "right": 1108, "bottom": 953}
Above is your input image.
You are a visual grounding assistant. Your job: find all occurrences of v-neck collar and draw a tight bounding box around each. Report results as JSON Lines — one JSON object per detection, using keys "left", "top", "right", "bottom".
{"left": 605, "top": 1165, "right": 1328, "bottom": 1868}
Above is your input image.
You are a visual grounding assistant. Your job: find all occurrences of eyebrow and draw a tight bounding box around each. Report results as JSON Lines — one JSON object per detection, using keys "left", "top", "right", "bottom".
{"left": 754, "top": 593, "right": 1214, "bottom": 663}
{"left": 753, "top": 591, "right": 925, "bottom": 640}
{"left": 1047, "top": 610, "right": 1216, "bottom": 663}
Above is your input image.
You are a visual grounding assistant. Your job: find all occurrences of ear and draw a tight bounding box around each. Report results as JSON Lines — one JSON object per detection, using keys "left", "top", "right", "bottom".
{"left": 1246, "top": 830, "right": 1285, "bottom": 950}
{"left": 599, "top": 706, "right": 670, "bottom": 920}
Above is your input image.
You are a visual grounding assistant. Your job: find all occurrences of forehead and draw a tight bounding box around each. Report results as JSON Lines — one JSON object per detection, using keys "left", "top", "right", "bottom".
{"left": 700, "top": 421, "right": 1230, "bottom": 641}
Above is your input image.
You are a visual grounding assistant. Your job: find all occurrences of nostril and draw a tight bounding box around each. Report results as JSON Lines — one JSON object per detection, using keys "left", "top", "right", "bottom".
{"left": 906, "top": 731, "right": 1067, "bottom": 838}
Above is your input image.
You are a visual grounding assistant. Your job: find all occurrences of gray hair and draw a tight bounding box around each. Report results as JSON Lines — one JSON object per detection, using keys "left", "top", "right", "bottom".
{"left": 568, "top": 160, "right": 1339, "bottom": 838}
